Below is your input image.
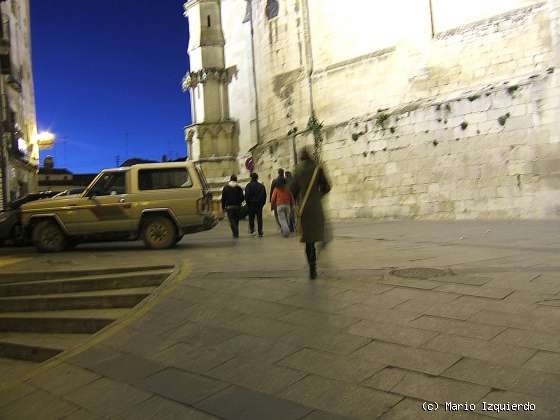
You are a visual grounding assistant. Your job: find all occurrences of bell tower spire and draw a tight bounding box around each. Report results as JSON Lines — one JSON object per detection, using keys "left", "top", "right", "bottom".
{"left": 183, "top": 0, "right": 237, "bottom": 184}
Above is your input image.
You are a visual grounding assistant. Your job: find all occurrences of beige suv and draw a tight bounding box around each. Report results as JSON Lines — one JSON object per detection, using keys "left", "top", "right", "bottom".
{"left": 21, "top": 161, "right": 217, "bottom": 252}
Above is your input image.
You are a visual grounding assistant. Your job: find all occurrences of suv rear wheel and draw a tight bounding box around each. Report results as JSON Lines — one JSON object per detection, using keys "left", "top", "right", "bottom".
{"left": 142, "top": 216, "right": 177, "bottom": 250}
{"left": 32, "top": 220, "right": 68, "bottom": 252}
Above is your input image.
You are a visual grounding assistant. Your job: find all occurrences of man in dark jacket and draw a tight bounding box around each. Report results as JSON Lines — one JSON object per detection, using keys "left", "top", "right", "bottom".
{"left": 290, "top": 148, "right": 331, "bottom": 279}
{"left": 221, "top": 174, "right": 244, "bottom": 238}
{"left": 245, "top": 172, "right": 267, "bottom": 237}
{"left": 269, "top": 168, "right": 285, "bottom": 228}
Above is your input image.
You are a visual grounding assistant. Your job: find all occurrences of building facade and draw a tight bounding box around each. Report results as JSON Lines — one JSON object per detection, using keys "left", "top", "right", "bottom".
{"left": 37, "top": 157, "right": 96, "bottom": 194}
{"left": 0, "top": 0, "right": 38, "bottom": 210}
{"left": 183, "top": 0, "right": 560, "bottom": 219}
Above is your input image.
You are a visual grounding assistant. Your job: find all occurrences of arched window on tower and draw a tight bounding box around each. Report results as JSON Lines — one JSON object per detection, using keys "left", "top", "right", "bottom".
{"left": 265, "top": 0, "right": 279, "bottom": 20}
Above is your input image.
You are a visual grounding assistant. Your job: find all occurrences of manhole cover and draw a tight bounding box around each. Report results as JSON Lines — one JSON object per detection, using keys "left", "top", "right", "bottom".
{"left": 391, "top": 267, "right": 449, "bottom": 279}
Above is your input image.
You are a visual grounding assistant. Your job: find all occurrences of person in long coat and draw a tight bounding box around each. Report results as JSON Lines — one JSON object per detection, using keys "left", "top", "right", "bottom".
{"left": 290, "top": 147, "right": 331, "bottom": 279}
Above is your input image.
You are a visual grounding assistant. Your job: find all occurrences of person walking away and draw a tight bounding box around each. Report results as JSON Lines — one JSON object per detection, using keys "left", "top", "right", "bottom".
{"left": 271, "top": 177, "right": 295, "bottom": 237}
{"left": 269, "top": 168, "right": 285, "bottom": 228}
{"left": 285, "top": 170, "right": 296, "bottom": 232}
{"left": 245, "top": 172, "right": 267, "bottom": 237}
{"left": 290, "top": 148, "right": 331, "bottom": 279}
{"left": 221, "top": 174, "right": 244, "bottom": 238}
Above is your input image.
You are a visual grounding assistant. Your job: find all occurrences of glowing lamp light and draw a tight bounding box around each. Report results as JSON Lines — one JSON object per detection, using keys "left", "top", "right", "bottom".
{"left": 34, "top": 131, "right": 56, "bottom": 150}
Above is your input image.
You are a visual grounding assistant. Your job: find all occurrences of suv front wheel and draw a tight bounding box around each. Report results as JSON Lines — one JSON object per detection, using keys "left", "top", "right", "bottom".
{"left": 142, "top": 216, "right": 177, "bottom": 250}
{"left": 32, "top": 220, "right": 68, "bottom": 252}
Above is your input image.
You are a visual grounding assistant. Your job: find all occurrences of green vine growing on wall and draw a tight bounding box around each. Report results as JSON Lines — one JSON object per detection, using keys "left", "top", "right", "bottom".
{"left": 307, "top": 113, "right": 324, "bottom": 161}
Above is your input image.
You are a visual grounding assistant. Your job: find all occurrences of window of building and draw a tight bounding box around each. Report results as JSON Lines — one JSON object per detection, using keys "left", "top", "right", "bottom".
{"left": 138, "top": 168, "right": 192, "bottom": 191}
{"left": 265, "top": 0, "right": 279, "bottom": 19}
{"left": 207, "top": 15, "right": 211, "bottom": 27}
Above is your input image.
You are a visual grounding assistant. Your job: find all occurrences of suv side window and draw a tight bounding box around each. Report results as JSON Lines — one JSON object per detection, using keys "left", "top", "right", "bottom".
{"left": 89, "top": 172, "right": 126, "bottom": 196}
{"left": 138, "top": 168, "right": 193, "bottom": 190}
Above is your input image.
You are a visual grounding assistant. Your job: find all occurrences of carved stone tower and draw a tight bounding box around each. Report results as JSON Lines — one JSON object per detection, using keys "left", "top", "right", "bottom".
{"left": 183, "top": 0, "right": 237, "bottom": 186}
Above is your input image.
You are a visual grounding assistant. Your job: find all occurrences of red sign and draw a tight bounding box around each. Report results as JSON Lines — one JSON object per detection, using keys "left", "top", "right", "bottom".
{"left": 245, "top": 157, "right": 255, "bottom": 172}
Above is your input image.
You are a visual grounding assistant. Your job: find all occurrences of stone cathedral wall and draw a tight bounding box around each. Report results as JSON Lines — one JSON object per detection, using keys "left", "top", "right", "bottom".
{"left": 217, "top": 0, "right": 560, "bottom": 219}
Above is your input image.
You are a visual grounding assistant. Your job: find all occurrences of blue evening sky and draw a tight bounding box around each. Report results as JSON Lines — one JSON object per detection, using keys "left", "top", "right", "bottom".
{"left": 31, "top": 0, "right": 191, "bottom": 173}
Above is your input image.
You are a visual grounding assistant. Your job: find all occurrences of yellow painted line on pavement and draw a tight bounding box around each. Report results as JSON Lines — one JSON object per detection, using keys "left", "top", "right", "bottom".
{"left": 0, "top": 257, "right": 30, "bottom": 269}
{"left": 0, "top": 258, "right": 192, "bottom": 393}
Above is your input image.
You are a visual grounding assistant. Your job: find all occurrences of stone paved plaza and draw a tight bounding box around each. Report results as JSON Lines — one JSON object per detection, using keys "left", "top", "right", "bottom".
{"left": 0, "top": 218, "right": 559, "bottom": 419}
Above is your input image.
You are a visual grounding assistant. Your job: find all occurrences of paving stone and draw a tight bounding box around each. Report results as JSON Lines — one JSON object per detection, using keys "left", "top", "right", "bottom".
{"left": 278, "top": 348, "right": 385, "bottom": 383}
{"left": 280, "top": 375, "right": 402, "bottom": 419}
{"left": 159, "top": 321, "right": 240, "bottom": 347}
{"left": 280, "top": 308, "right": 361, "bottom": 330}
{"left": 524, "top": 351, "right": 560, "bottom": 375}
{"left": 279, "top": 328, "right": 371, "bottom": 355}
{"left": 196, "top": 385, "right": 312, "bottom": 420}
{"left": 65, "top": 377, "right": 151, "bottom": 418}
{"left": 0, "top": 382, "right": 36, "bottom": 408}
{"left": 137, "top": 368, "right": 228, "bottom": 405}
{"left": 210, "top": 334, "right": 301, "bottom": 364}
{"left": 476, "top": 390, "right": 560, "bottom": 420}
{"left": 0, "top": 390, "right": 79, "bottom": 420}
{"left": 121, "top": 395, "right": 219, "bottom": 420}
{"left": 169, "top": 285, "right": 217, "bottom": 303}
{"left": 423, "top": 334, "right": 537, "bottom": 366}
{"left": 409, "top": 316, "right": 506, "bottom": 340}
{"left": 353, "top": 341, "right": 461, "bottom": 375}
{"left": 469, "top": 310, "right": 555, "bottom": 332}
{"left": 335, "top": 305, "right": 420, "bottom": 325}
{"left": 431, "top": 274, "right": 491, "bottom": 286}
{"left": 180, "top": 303, "right": 247, "bottom": 327}
{"left": 326, "top": 289, "right": 390, "bottom": 305}
{"left": 186, "top": 277, "right": 250, "bottom": 293}
{"left": 302, "top": 410, "right": 355, "bottom": 420}
{"left": 362, "top": 367, "right": 408, "bottom": 392}
{"left": 280, "top": 293, "right": 355, "bottom": 313}
{"left": 513, "top": 370, "right": 560, "bottom": 399}
{"left": 207, "top": 358, "right": 305, "bottom": 394}
{"left": 348, "top": 320, "right": 438, "bottom": 347}
{"left": 484, "top": 272, "right": 560, "bottom": 294}
{"left": 67, "top": 345, "right": 123, "bottom": 370}
{"left": 452, "top": 296, "right": 535, "bottom": 316}
{"left": 435, "top": 284, "right": 514, "bottom": 299}
{"left": 380, "top": 288, "right": 459, "bottom": 304}
{"left": 424, "top": 302, "right": 483, "bottom": 320}
{"left": 29, "top": 363, "right": 100, "bottom": 395}
{"left": 229, "top": 284, "right": 299, "bottom": 302}
{"left": 222, "top": 314, "right": 297, "bottom": 339}
{"left": 392, "top": 370, "right": 491, "bottom": 403}
{"left": 443, "top": 358, "right": 520, "bottom": 390}
{"left": 206, "top": 293, "right": 298, "bottom": 319}
{"left": 104, "top": 331, "right": 177, "bottom": 357}
{"left": 380, "top": 277, "right": 442, "bottom": 290}
{"left": 390, "top": 299, "right": 438, "bottom": 316}
{"left": 152, "top": 342, "right": 235, "bottom": 373}
{"left": 89, "top": 352, "right": 166, "bottom": 384}
{"left": 318, "top": 277, "right": 391, "bottom": 294}
{"left": 380, "top": 398, "right": 494, "bottom": 420}
{"left": 62, "top": 408, "right": 107, "bottom": 420}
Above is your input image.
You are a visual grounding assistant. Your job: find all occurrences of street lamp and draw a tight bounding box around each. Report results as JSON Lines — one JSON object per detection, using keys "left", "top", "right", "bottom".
{"left": 34, "top": 131, "right": 56, "bottom": 150}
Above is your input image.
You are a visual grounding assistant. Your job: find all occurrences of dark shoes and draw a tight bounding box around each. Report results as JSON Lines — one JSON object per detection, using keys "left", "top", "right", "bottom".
{"left": 309, "top": 265, "right": 317, "bottom": 280}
